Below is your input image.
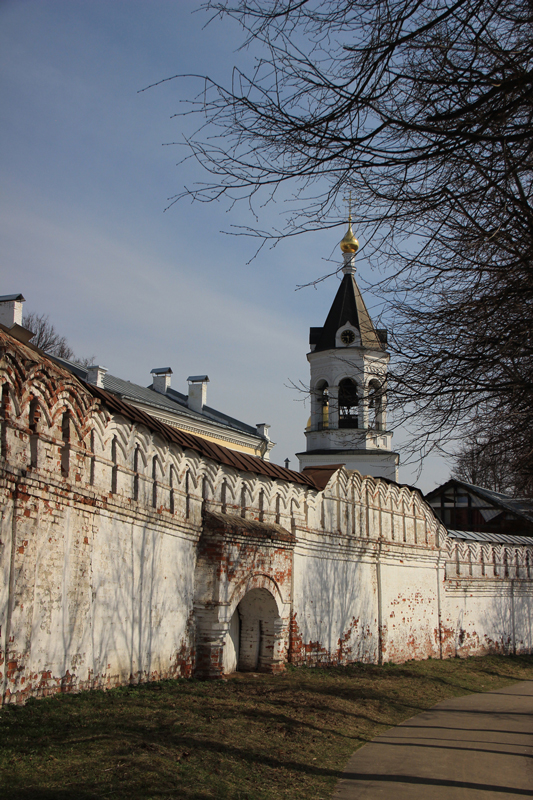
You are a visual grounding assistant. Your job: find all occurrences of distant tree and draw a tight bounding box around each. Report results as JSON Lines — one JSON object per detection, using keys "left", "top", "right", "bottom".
{"left": 451, "top": 436, "right": 514, "bottom": 494}
{"left": 167, "top": 0, "right": 533, "bottom": 472}
{"left": 23, "top": 312, "right": 74, "bottom": 359}
{"left": 452, "top": 433, "right": 533, "bottom": 497}
{"left": 23, "top": 312, "right": 94, "bottom": 367}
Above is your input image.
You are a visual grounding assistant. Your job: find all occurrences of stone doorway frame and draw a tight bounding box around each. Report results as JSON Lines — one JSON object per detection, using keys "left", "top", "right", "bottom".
{"left": 194, "top": 510, "right": 295, "bottom": 679}
{"left": 196, "top": 572, "right": 291, "bottom": 678}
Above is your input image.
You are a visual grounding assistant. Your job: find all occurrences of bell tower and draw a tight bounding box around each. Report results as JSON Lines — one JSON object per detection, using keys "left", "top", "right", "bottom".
{"left": 296, "top": 221, "right": 399, "bottom": 480}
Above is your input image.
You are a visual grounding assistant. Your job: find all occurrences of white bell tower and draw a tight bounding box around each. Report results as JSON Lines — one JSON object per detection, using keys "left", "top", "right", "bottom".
{"left": 296, "top": 221, "right": 399, "bottom": 481}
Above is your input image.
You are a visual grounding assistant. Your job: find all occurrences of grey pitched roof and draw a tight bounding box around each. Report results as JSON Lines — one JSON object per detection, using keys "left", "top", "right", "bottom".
{"left": 0, "top": 293, "right": 25, "bottom": 302}
{"left": 48, "top": 355, "right": 259, "bottom": 439}
{"left": 310, "top": 274, "right": 384, "bottom": 352}
{"left": 462, "top": 482, "right": 533, "bottom": 523}
{"left": 426, "top": 479, "right": 533, "bottom": 524}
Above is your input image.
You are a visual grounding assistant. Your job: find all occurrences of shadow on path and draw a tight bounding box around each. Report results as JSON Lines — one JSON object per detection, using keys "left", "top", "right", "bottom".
{"left": 333, "top": 681, "right": 533, "bottom": 800}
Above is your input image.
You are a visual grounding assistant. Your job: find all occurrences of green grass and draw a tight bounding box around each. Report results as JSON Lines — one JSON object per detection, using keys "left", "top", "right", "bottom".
{"left": 1, "top": 655, "right": 532, "bottom": 800}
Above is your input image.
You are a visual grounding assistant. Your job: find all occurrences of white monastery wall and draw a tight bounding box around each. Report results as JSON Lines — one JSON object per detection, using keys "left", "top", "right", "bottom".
{"left": 291, "top": 539, "right": 379, "bottom": 663}
{"left": 290, "top": 473, "right": 444, "bottom": 665}
{"left": 441, "top": 539, "right": 533, "bottom": 656}
{"left": 1, "top": 333, "right": 532, "bottom": 704}
{"left": 1, "top": 442, "right": 200, "bottom": 702}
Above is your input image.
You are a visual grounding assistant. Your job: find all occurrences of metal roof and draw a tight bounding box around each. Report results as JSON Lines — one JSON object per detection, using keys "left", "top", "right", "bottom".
{"left": 49, "top": 356, "right": 259, "bottom": 438}
{"left": 310, "top": 274, "right": 384, "bottom": 352}
{"left": 0, "top": 293, "right": 25, "bottom": 302}
{"left": 447, "top": 529, "right": 533, "bottom": 546}
{"left": 205, "top": 510, "right": 296, "bottom": 543}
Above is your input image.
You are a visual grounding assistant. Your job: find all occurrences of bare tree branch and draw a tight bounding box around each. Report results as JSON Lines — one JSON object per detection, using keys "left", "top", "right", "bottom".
{"left": 163, "top": 0, "right": 533, "bottom": 474}
{"left": 23, "top": 312, "right": 95, "bottom": 368}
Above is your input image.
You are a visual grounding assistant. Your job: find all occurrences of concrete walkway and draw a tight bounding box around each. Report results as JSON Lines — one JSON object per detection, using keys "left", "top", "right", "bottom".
{"left": 333, "top": 681, "right": 533, "bottom": 799}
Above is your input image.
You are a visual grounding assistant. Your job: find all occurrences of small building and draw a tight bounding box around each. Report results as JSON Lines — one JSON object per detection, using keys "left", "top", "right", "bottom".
{"left": 425, "top": 479, "right": 533, "bottom": 538}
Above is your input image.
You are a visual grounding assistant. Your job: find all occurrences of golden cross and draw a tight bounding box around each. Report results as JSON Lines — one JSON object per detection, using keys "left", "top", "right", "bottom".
{"left": 343, "top": 190, "right": 353, "bottom": 223}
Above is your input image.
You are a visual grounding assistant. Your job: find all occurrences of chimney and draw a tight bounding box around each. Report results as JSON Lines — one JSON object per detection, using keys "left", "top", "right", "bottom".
{"left": 0, "top": 293, "right": 25, "bottom": 328}
{"left": 151, "top": 367, "right": 172, "bottom": 394}
{"left": 86, "top": 365, "right": 108, "bottom": 388}
{"left": 187, "top": 375, "right": 209, "bottom": 413}
{"left": 256, "top": 423, "right": 271, "bottom": 441}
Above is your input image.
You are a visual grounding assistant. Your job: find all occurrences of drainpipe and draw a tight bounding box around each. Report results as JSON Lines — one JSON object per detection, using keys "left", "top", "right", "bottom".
{"left": 376, "top": 540, "right": 383, "bottom": 665}
{"left": 2, "top": 481, "right": 18, "bottom": 705}
{"left": 436, "top": 553, "right": 443, "bottom": 660}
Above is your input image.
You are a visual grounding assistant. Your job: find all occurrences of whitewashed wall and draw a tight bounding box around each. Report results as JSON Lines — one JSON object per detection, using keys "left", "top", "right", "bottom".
{"left": 290, "top": 472, "right": 445, "bottom": 665}
{"left": 1, "top": 332, "right": 532, "bottom": 705}
{"left": 1, "top": 470, "right": 199, "bottom": 702}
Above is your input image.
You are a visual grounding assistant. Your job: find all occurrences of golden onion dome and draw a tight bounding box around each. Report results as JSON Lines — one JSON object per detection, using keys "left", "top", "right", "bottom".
{"left": 340, "top": 222, "right": 359, "bottom": 254}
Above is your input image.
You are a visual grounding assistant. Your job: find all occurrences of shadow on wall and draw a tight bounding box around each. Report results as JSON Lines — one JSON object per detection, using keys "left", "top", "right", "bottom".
{"left": 96, "top": 519, "right": 194, "bottom": 683}
{"left": 478, "top": 586, "right": 533, "bottom": 656}
{"left": 46, "top": 516, "right": 195, "bottom": 697}
{"left": 294, "top": 553, "right": 377, "bottom": 665}
{"left": 6, "top": 453, "right": 193, "bottom": 701}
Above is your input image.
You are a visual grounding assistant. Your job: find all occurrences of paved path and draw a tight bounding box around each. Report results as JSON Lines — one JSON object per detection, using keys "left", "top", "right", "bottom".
{"left": 333, "top": 681, "right": 533, "bottom": 799}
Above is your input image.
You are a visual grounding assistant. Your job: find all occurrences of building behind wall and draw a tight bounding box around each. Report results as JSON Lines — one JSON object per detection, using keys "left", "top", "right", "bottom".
{"left": 426, "top": 479, "right": 533, "bottom": 537}
{"left": 50, "top": 358, "right": 274, "bottom": 461}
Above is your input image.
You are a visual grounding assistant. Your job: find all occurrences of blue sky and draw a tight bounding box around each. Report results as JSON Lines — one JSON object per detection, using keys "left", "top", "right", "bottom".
{"left": 1, "top": 0, "right": 450, "bottom": 490}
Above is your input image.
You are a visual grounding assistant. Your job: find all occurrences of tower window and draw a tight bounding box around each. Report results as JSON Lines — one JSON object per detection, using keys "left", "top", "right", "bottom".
{"left": 133, "top": 445, "right": 140, "bottom": 501}
{"left": 240, "top": 484, "right": 247, "bottom": 518}
{"left": 111, "top": 436, "right": 118, "bottom": 494}
{"left": 169, "top": 465, "right": 176, "bottom": 515}
{"left": 339, "top": 379, "right": 359, "bottom": 428}
{"left": 1, "top": 384, "right": 9, "bottom": 459}
{"left": 29, "top": 398, "right": 40, "bottom": 468}
{"left": 152, "top": 455, "right": 158, "bottom": 509}
{"left": 61, "top": 411, "right": 71, "bottom": 477}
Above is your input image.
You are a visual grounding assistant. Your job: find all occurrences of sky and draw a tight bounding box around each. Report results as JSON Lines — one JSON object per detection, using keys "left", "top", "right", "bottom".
{"left": 1, "top": 0, "right": 451, "bottom": 491}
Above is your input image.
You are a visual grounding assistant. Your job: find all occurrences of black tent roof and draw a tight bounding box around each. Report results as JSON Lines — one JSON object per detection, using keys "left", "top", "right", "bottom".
{"left": 310, "top": 273, "right": 384, "bottom": 352}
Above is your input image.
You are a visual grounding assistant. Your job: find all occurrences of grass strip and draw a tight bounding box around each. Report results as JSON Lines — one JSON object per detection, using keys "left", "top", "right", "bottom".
{"left": 1, "top": 654, "right": 532, "bottom": 800}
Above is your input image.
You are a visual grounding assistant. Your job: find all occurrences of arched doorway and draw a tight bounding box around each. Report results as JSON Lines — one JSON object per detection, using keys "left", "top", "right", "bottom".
{"left": 223, "top": 588, "right": 281, "bottom": 673}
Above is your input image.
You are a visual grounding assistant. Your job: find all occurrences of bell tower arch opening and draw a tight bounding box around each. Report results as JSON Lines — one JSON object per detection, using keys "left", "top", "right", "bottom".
{"left": 338, "top": 378, "right": 359, "bottom": 429}
{"left": 368, "top": 379, "right": 385, "bottom": 431}
{"left": 311, "top": 380, "right": 329, "bottom": 431}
